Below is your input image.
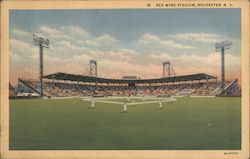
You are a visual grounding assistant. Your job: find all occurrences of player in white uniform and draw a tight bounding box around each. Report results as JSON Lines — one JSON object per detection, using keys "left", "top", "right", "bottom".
{"left": 159, "top": 100, "right": 162, "bottom": 109}
{"left": 91, "top": 99, "right": 95, "bottom": 109}
{"left": 123, "top": 101, "right": 128, "bottom": 112}
{"left": 127, "top": 96, "right": 130, "bottom": 102}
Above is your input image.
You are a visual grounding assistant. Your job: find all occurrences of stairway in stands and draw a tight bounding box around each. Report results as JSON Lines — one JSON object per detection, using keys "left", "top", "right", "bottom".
{"left": 18, "top": 79, "right": 40, "bottom": 94}
{"left": 209, "top": 79, "right": 238, "bottom": 96}
{"left": 209, "top": 84, "right": 222, "bottom": 96}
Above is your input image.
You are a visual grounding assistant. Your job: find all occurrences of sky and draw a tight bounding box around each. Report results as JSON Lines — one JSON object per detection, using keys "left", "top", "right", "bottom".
{"left": 9, "top": 9, "right": 241, "bottom": 85}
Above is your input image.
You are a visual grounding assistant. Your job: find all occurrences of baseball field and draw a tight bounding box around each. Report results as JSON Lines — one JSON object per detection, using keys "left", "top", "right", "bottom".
{"left": 9, "top": 97, "right": 241, "bottom": 150}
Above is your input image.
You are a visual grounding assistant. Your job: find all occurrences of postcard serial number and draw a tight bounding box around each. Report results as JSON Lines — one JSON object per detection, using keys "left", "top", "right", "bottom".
{"left": 224, "top": 152, "right": 239, "bottom": 155}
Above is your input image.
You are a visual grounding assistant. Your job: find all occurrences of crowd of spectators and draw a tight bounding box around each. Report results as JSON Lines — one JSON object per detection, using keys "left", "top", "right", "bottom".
{"left": 21, "top": 79, "right": 231, "bottom": 97}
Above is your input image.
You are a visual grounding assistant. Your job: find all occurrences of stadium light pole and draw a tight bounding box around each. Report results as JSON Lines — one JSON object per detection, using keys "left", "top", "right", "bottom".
{"left": 215, "top": 40, "right": 232, "bottom": 91}
{"left": 163, "top": 61, "right": 170, "bottom": 78}
{"left": 33, "top": 34, "right": 50, "bottom": 98}
{"left": 162, "top": 61, "right": 177, "bottom": 78}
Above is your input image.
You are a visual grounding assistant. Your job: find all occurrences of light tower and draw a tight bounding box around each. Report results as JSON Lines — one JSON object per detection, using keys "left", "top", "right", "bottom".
{"left": 89, "top": 60, "right": 97, "bottom": 77}
{"left": 215, "top": 40, "right": 232, "bottom": 90}
{"left": 33, "top": 34, "right": 50, "bottom": 97}
{"left": 163, "top": 61, "right": 171, "bottom": 78}
{"left": 163, "top": 61, "right": 177, "bottom": 78}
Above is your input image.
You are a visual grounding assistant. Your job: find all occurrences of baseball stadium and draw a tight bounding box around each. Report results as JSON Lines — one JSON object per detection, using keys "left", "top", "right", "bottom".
{"left": 9, "top": 9, "right": 241, "bottom": 150}
{"left": 10, "top": 52, "right": 241, "bottom": 150}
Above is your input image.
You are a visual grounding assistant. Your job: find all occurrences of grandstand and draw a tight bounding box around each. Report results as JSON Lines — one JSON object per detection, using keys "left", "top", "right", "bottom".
{"left": 16, "top": 72, "right": 240, "bottom": 98}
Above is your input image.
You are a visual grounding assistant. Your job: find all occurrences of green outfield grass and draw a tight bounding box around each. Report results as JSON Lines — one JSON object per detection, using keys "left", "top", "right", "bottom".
{"left": 9, "top": 97, "right": 241, "bottom": 150}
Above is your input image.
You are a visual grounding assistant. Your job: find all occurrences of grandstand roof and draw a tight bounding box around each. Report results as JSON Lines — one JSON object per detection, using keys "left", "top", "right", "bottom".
{"left": 43, "top": 72, "right": 216, "bottom": 84}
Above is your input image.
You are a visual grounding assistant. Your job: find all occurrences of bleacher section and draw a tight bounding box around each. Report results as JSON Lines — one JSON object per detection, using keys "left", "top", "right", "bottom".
{"left": 17, "top": 72, "right": 240, "bottom": 97}
{"left": 17, "top": 79, "right": 239, "bottom": 97}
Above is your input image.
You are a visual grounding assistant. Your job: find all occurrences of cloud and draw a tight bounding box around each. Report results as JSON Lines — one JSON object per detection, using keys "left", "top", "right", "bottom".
{"left": 60, "top": 25, "right": 89, "bottom": 37}
{"left": 161, "top": 40, "right": 194, "bottom": 49}
{"left": 85, "top": 34, "right": 118, "bottom": 47}
{"left": 48, "top": 40, "right": 89, "bottom": 60}
{"left": 89, "top": 49, "right": 137, "bottom": 62}
{"left": 139, "top": 33, "right": 194, "bottom": 49}
{"left": 9, "top": 27, "right": 240, "bottom": 85}
{"left": 36, "top": 25, "right": 117, "bottom": 49}
{"left": 139, "top": 33, "right": 160, "bottom": 43}
{"left": 78, "top": 50, "right": 240, "bottom": 80}
{"left": 56, "top": 40, "right": 83, "bottom": 51}
{"left": 9, "top": 51, "right": 21, "bottom": 61}
{"left": 39, "top": 25, "right": 61, "bottom": 36}
{"left": 12, "top": 28, "right": 30, "bottom": 37}
{"left": 38, "top": 25, "right": 89, "bottom": 43}
{"left": 178, "top": 53, "right": 240, "bottom": 68}
{"left": 171, "top": 33, "right": 221, "bottom": 43}
{"left": 95, "top": 34, "right": 117, "bottom": 44}
{"left": 10, "top": 44, "right": 241, "bottom": 85}
{"left": 98, "top": 60, "right": 161, "bottom": 79}
{"left": 10, "top": 67, "right": 39, "bottom": 85}
{"left": 148, "top": 53, "right": 173, "bottom": 61}
{"left": 70, "top": 54, "right": 91, "bottom": 64}
{"left": 10, "top": 38, "right": 37, "bottom": 56}
{"left": 10, "top": 26, "right": 116, "bottom": 64}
